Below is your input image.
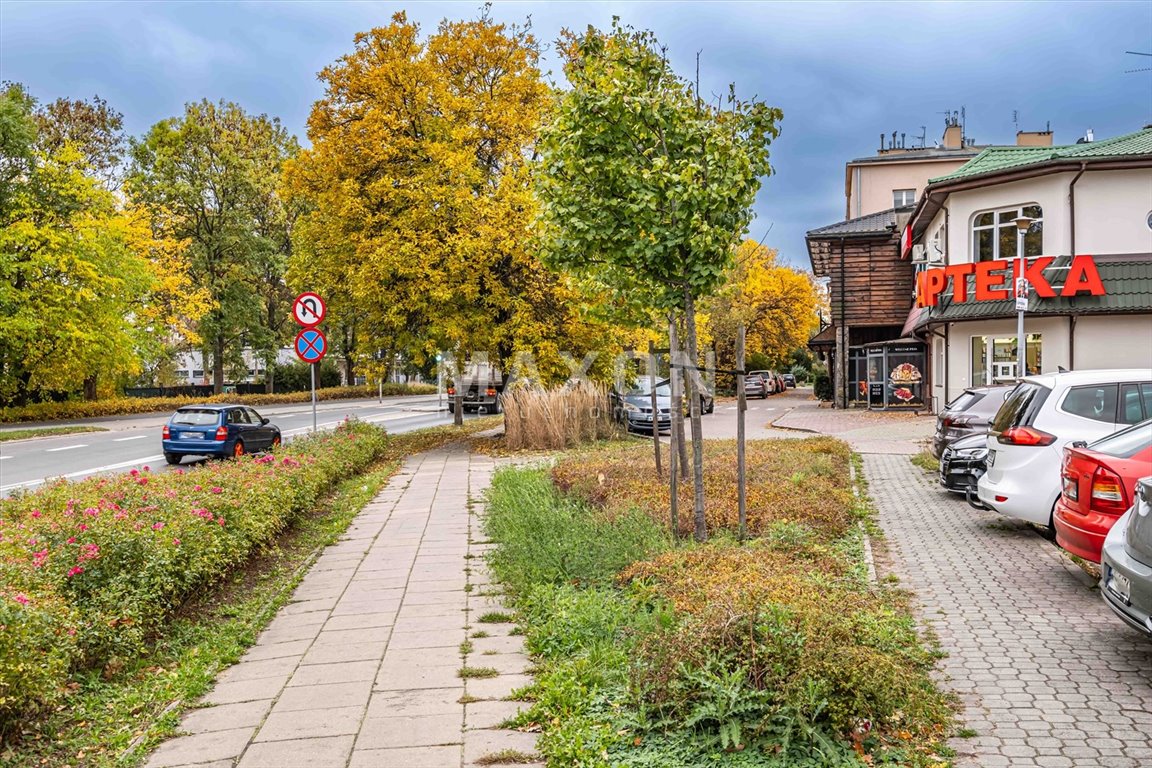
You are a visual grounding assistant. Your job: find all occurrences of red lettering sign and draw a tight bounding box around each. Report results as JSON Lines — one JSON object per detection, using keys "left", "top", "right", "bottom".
{"left": 914, "top": 255, "right": 1105, "bottom": 306}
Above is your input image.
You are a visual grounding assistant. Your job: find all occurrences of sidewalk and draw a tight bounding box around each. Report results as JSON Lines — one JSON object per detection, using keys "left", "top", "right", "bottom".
{"left": 786, "top": 398, "right": 1152, "bottom": 766}
{"left": 144, "top": 446, "right": 540, "bottom": 768}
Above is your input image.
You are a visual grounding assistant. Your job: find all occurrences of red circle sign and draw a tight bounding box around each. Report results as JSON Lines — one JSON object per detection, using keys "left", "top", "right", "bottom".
{"left": 294, "top": 328, "right": 327, "bottom": 364}
{"left": 292, "top": 292, "right": 326, "bottom": 327}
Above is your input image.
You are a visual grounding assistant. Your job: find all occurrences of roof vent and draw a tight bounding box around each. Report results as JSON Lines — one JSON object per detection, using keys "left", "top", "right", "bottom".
{"left": 1076, "top": 127, "right": 1095, "bottom": 144}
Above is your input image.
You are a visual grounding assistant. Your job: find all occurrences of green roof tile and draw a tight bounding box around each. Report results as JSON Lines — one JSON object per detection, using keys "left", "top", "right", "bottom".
{"left": 929, "top": 128, "right": 1152, "bottom": 184}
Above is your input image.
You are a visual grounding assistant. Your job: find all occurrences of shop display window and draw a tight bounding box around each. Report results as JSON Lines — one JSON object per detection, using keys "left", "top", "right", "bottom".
{"left": 970, "top": 334, "right": 1042, "bottom": 384}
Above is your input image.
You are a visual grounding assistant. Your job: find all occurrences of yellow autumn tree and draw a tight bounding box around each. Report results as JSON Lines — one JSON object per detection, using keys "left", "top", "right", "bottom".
{"left": 705, "top": 240, "right": 820, "bottom": 374}
{"left": 284, "top": 11, "right": 622, "bottom": 412}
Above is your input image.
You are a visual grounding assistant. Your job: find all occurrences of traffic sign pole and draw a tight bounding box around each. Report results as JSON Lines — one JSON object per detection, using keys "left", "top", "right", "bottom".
{"left": 311, "top": 362, "right": 317, "bottom": 433}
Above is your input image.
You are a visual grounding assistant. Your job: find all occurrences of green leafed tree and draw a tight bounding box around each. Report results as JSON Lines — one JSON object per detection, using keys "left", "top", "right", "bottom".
{"left": 536, "top": 21, "right": 782, "bottom": 540}
{"left": 128, "top": 100, "right": 298, "bottom": 394}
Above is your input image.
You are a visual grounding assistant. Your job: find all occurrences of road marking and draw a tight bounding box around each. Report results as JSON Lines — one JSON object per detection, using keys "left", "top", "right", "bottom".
{"left": 46, "top": 444, "right": 87, "bottom": 452}
{"left": 0, "top": 455, "right": 8, "bottom": 460}
{"left": 113, "top": 435, "right": 149, "bottom": 442}
{"left": 0, "top": 454, "right": 165, "bottom": 493}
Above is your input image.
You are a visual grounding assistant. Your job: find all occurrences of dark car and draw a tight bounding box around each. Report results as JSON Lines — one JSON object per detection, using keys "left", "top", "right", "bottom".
{"left": 1100, "top": 476, "right": 1152, "bottom": 636}
{"left": 611, "top": 377, "right": 673, "bottom": 434}
{"left": 782, "top": 373, "right": 797, "bottom": 388}
{"left": 939, "top": 432, "right": 988, "bottom": 499}
{"left": 161, "top": 404, "right": 281, "bottom": 464}
{"left": 931, "top": 385, "right": 1013, "bottom": 459}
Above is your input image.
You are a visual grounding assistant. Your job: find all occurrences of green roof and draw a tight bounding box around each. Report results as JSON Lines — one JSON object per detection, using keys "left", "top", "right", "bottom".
{"left": 916, "top": 257, "right": 1152, "bottom": 327}
{"left": 929, "top": 128, "right": 1152, "bottom": 183}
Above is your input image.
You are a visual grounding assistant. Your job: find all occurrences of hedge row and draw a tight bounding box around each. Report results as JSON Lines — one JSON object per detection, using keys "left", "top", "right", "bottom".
{"left": 0, "top": 383, "right": 437, "bottom": 424}
{"left": 0, "top": 421, "right": 390, "bottom": 725}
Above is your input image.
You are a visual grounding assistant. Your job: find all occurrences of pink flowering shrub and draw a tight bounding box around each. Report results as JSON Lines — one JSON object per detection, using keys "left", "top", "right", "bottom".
{"left": 0, "top": 420, "right": 389, "bottom": 724}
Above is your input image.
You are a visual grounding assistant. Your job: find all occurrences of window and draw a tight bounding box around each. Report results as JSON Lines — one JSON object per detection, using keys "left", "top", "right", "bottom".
{"left": 991, "top": 382, "right": 1051, "bottom": 432}
{"left": 970, "top": 335, "right": 1042, "bottom": 385}
{"left": 893, "top": 189, "right": 916, "bottom": 207}
{"left": 972, "top": 204, "right": 1042, "bottom": 262}
{"left": 192, "top": 370, "right": 204, "bottom": 378}
{"left": 1119, "top": 383, "right": 1149, "bottom": 425}
{"left": 1060, "top": 384, "right": 1119, "bottom": 424}
{"left": 228, "top": 408, "right": 251, "bottom": 425}
{"left": 1091, "top": 420, "right": 1152, "bottom": 458}
{"left": 244, "top": 408, "right": 263, "bottom": 425}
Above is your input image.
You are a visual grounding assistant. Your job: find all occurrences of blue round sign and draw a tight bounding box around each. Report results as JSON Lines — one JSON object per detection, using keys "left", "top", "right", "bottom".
{"left": 294, "top": 328, "right": 327, "bottom": 363}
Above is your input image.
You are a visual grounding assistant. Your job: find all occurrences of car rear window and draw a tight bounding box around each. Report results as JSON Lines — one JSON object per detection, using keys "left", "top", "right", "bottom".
{"left": 946, "top": 391, "right": 983, "bottom": 412}
{"left": 171, "top": 409, "right": 220, "bottom": 427}
{"left": 1089, "top": 420, "right": 1152, "bottom": 459}
{"left": 990, "top": 382, "right": 1051, "bottom": 433}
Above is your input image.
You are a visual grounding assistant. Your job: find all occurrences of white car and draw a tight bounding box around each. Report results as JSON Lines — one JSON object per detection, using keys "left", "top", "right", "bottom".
{"left": 977, "top": 369, "right": 1152, "bottom": 532}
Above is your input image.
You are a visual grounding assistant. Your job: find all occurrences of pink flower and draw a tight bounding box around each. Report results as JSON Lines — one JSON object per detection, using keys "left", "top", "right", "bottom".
{"left": 172, "top": 538, "right": 181, "bottom": 546}
{"left": 13, "top": 593, "right": 30, "bottom": 606}
{"left": 77, "top": 523, "right": 89, "bottom": 532}
{"left": 31, "top": 549, "right": 48, "bottom": 568}
{"left": 142, "top": 465, "right": 151, "bottom": 472}
{"left": 66, "top": 536, "right": 76, "bottom": 545}
{"left": 193, "top": 485, "right": 202, "bottom": 491}
{"left": 152, "top": 522, "right": 164, "bottom": 531}
{"left": 129, "top": 469, "right": 139, "bottom": 477}
{"left": 216, "top": 517, "right": 225, "bottom": 526}
{"left": 30, "top": 510, "right": 41, "bottom": 519}
{"left": 209, "top": 487, "right": 222, "bottom": 494}
{"left": 136, "top": 477, "right": 149, "bottom": 486}
{"left": 174, "top": 468, "right": 185, "bottom": 475}
{"left": 67, "top": 566, "right": 84, "bottom": 578}
{"left": 84, "top": 507, "right": 99, "bottom": 517}
{"left": 114, "top": 511, "right": 128, "bottom": 520}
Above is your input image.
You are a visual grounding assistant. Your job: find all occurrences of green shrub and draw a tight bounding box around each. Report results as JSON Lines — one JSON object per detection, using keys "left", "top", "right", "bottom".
{"left": 813, "top": 373, "right": 833, "bottom": 401}
{"left": 0, "top": 421, "right": 391, "bottom": 725}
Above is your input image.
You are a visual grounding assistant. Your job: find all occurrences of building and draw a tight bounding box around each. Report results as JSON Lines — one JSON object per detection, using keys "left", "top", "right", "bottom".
{"left": 906, "top": 126, "right": 1152, "bottom": 412}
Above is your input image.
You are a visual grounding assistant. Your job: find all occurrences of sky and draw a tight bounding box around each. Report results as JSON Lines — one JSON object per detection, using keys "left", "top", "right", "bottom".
{"left": 2, "top": 0, "right": 1150, "bottom": 267}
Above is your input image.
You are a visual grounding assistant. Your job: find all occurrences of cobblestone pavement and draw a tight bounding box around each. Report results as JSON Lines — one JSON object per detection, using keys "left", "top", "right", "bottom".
{"left": 771, "top": 391, "right": 936, "bottom": 454}
{"left": 865, "top": 453, "right": 1152, "bottom": 767}
{"left": 144, "top": 446, "right": 540, "bottom": 768}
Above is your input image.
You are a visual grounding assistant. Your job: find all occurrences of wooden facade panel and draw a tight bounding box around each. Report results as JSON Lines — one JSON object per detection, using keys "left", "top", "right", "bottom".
{"left": 816, "top": 234, "right": 914, "bottom": 327}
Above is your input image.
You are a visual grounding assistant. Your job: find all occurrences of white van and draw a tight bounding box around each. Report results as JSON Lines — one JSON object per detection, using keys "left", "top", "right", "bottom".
{"left": 977, "top": 370, "right": 1152, "bottom": 531}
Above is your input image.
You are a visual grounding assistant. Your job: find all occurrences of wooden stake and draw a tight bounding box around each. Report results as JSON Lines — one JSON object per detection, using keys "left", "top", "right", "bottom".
{"left": 737, "top": 325, "right": 747, "bottom": 541}
{"left": 649, "top": 340, "right": 662, "bottom": 479}
{"left": 668, "top": 319, "right": 680, "bottom": 536}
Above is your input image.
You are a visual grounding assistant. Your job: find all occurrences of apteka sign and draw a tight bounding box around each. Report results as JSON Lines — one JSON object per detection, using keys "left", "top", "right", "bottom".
{"left": 916, "top": 255, "right": 1106, "bottom": 308}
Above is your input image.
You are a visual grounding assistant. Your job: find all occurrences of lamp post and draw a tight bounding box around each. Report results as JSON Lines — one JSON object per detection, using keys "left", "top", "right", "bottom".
{"left": 1013, "top": 216, "right": 1034, "bottom": 378}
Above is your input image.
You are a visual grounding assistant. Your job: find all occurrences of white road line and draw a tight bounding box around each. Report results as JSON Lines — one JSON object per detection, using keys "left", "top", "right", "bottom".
{"left": 45, "top": 444, "right": 87, "bottom": 452}
{"left": 0, "top": 454, "right": 165, "bottom": 493}
{"left": 0, "top": 455, "right": 9, "bottom": 460}
{"left": 113, "top": 435, "right": 149, "bottom": 442}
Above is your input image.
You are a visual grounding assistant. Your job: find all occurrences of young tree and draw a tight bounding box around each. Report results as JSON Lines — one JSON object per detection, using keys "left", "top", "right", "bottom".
{"left": 537, "top": 21, "right": 782, "bottom": 540}
{"left": 128, "top": 100, "right": 298, "bottom": 394}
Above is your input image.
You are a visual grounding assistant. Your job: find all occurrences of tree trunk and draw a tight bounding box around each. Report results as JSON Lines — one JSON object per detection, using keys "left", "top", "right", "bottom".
{"left": 265, "top": 360, "right": 275, "bottom": 394}
{"left": 212, "top": 335, "right": 225, "bottom": 395}
{"left": 453, "top": 353, "right": 464, "bottom": 427}
{"left": 667, "top": 318, "right": 680, "bottom": 537}
{"left": 649, "top": 340, "right": 662, "bottom": 479}
{"left": 671, "top": 317, "right": 689, "bottom": 479}
{"left": 736, "top": 325, "right": 747, "bottom": 542}
{"left": 683, "top": 290, "right": 707, "bottom": 543}
{"left": 83, "top": 374, "right": 97, "bottom": 401}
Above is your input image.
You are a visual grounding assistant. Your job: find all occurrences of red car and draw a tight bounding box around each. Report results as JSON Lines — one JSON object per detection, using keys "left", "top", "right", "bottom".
{"left": 1054, "top": 420, "right": 1152, "bottom": 563}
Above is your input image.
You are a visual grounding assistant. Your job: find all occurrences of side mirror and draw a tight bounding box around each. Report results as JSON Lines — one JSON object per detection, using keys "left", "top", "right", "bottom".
{"left": 261, "top": 417, "right": 270, "bottom": 425}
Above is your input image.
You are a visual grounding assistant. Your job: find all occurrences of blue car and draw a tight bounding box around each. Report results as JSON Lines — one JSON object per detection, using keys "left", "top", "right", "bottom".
{"left": 161, "top": 404, "right": 282, "bottom": 465}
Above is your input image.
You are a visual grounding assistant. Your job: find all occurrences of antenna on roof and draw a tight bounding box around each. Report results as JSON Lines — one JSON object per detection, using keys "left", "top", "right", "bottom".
{"left": 1013, "top": 110, "right": 1019, "bottom": 132}
{"left": 1125, "top": 50, "right": 1152, "bottom": 73}
{"left": 916, "top": 125, "right": 926, "bottom": 148}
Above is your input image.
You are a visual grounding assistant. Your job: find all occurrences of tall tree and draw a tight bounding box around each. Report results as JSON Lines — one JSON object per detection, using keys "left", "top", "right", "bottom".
{"left": 286, "top": 10, "right": 616, "bottom": 422}
{"left": 128, "top": 100, "right": 298, "bottom": 394}
{"left": 537, "top": 21, "right": 782, "bottom": 540}
{"left": 33, "top": 94, "right": 125, "bottom": 188}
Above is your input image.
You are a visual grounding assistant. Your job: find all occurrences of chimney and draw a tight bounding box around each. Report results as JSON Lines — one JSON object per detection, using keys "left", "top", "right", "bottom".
{"left": 942, "top": 123, "right": 963, "bottom": 149}
{"left": 1016, "top": 130, "right": 1054, "bottom": 147}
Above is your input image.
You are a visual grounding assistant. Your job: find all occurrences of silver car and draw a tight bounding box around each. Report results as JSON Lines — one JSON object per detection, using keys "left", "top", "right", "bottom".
{"left": 1100, "top": 476, "right": 1152, "bottom": 637}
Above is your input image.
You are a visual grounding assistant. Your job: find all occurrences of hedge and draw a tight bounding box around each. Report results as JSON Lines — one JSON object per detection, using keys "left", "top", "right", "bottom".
{"left": 0, "top": 421, "right": 390, "bottom": 725}
{"left": 0, "top": 383, "right": 436, "bottom": 424}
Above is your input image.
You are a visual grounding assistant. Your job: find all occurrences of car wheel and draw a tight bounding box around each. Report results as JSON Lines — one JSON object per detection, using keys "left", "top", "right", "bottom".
{"left": 164, "top": 453, "right": 182, "bottom": 466}
{"left": 233, "top": 440, "right": 245, "bottom": 460}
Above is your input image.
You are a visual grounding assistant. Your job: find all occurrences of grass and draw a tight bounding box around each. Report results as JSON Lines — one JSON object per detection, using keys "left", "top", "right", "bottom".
{"left": 2, "top": 418, "right": 501, "bottom": 768}
{"left": 910, "top": 449, "right": 940, "bottom": 473}
{"left": 476, "top": 611, "right": 515, "bottom": 624}
{"left": 0, "top": 425, "right": 107, "bottom": 441}
{"left": 470, "top": 630, "right": 491, "bottom": 639}
{"left": 458, "top": 666, "right": 500, "bottom": 679}
{"left": 500, "top": 383, "right": 619, "bottom": 451}
{"left": 483, "top": 443, "right": 960, "bottom": 768}
{"left": 459, "top": 640, "right": 474, "bottom": 655}
{"left": 474, "top": 749, "right": 541, "bottom": 765}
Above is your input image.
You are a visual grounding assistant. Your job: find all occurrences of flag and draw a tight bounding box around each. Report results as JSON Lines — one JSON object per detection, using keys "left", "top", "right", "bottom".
{"left": 900, "top": 224, "right": 913, "bottom": 259}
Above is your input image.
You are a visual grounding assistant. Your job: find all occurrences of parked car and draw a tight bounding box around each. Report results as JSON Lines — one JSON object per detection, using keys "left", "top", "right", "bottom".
{"left": 611, "top": 376, "right": 672, "bottom": 434}
{"left": 749, "top": 370, "right": 776, "bottom": 395}
{"left": 743, "top": 372, "right": 769, "bottom": 399}
{"left": 1099, "top": 476, "right": 1152, "bottom": 636}
{"left": 939, "top": 432, "right": 989, "bottom": 499}
{"left": 447, "top": 362, "right": 504, "bottom": 414}
{"left": 774, "top": 372, "right": 786, "bottom": 393}
{"left": 161, "top": 404, "right": 281, "bottom": 465}
{"left": 977, "top": 369, "right": 1152, "bottom": 534}
{"left": 1054, "top": 420, "right": 1152, "bottom": 563}
{"left": 931, "top": 385, "right": 1014, "bottom": 459}
{"left": 782, "top": 373, "right": 797, "bottom": 389}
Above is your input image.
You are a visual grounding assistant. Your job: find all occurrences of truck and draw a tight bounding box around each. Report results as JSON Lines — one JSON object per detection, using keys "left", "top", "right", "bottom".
{"left": 446, "top": 362, "right": 505, "bottom": 414}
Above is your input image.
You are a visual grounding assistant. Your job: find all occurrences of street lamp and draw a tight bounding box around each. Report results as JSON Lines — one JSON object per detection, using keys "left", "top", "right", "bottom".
{"left": 1013, "top": 216, "right": 1034, "bottom": 378}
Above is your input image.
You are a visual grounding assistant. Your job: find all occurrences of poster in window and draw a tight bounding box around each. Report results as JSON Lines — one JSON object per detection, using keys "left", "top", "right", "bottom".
{"left": 887, "top": 360, "right": 924, "bottom": 408}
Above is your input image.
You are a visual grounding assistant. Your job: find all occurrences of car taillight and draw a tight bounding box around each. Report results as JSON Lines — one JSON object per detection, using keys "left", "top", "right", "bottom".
{"left": 486, "top": 388, "right": 496, "bottom": 397}
{"left": 162, "top": 425, "right": 170, "bottom": 439}
{"left": 447, "top": 387, "right": 456, "bottom": 395}
{"left": 1061, "top": 473, "right": 1079, "bottom": 502}
{"left": 997, "top": 426, "right": 1056, "bottom": 446}
{"left": 1089, "top": 467, "right": 1128, "bottom": 514}
{"left": 942, "top": 415, "right": 971, "bottom": 429}
{"left": 215, "top": 426, "right": 228, "bottom": 441}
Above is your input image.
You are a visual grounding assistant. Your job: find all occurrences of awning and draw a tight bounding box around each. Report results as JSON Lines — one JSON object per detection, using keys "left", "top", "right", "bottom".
{"left": 901, "top": 305, "right": 928, "bottom": 338}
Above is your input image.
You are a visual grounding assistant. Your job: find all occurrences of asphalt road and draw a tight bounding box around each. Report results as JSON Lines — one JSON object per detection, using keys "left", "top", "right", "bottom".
{"left": 0, "top": 395, "right": 477, "bottom": 496}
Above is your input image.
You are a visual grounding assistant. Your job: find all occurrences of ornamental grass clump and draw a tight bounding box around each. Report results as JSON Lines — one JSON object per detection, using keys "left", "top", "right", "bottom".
{"left": 501, "top": 383, "right": 619, "bottom": 451}
{"left": 0, "top": 420, "right": 389, "bottom": 727}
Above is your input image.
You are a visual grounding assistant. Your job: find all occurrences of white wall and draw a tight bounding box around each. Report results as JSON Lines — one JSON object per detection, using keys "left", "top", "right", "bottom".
{"left": 1074, "top": 170, "right": 1152, "bottom": 255}
{"left": 944, "top": 173, "right": 1073, "bottom": 263}
{"left": 1073, "top": 315, "right": 1152, "bottom": 369}
{"left": 944, "top": 317, "right": 1071, "bottom": 394}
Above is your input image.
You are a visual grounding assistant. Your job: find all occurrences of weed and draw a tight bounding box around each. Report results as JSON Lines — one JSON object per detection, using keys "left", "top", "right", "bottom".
{"left": 477, "top": 612, "right": 515, "bottom": 624}
{"left": 458, "top": 694, "right": 483, "bottom": 704}
{"left": 474, "top": 749, "right": 540, "bottom": 765}
{"left": 910, "top": 451, "right": 940, "bottom": 473}
{"left": 458, "top": 666, "right": 499, "bottom": 679}
{"left": 471, "top": 630, "right": 491, "bottom": 639}
{"left": 459, "top": 640, "right": 474, "bottom": 656}
{"left": 955, "top": 727, "right": 978, "bottom": 738}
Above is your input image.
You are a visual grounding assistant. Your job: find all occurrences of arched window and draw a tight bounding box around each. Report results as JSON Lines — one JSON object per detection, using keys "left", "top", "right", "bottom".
{"left": 972, "top": 204, "right": 1042, "bottom": 262}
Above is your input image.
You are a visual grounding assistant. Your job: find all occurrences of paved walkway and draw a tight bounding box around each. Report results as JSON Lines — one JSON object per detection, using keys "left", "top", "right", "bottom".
{"left": 774, "top": 395, "right": 1152, "bottom": 766}
{"left": 144, "top": 446, "right": 539, "bottom": 768}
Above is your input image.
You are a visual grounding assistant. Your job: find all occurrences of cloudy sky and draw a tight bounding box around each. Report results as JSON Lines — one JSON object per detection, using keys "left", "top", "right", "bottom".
{"left": 3, "top": 0, "right": 1150, "bottom": 265}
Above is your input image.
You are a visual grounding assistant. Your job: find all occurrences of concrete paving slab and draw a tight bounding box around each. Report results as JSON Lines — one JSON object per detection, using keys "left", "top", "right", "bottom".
{"left": 254, "top": 704, "right": 364, "bottom": 742}
{"left": 236, "top": 735, "right": 354, "bottom": 768}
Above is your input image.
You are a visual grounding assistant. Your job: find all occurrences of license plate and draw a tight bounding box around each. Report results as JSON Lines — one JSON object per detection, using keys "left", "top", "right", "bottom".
{"left": 986, "top": 450, "right": 995, "bottom": 468}
{"left": 1106, "top": 568, "right": 1131, "bottom": 603}
{"left": 181, "top": 432, "right": 203, "bottom": 440}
